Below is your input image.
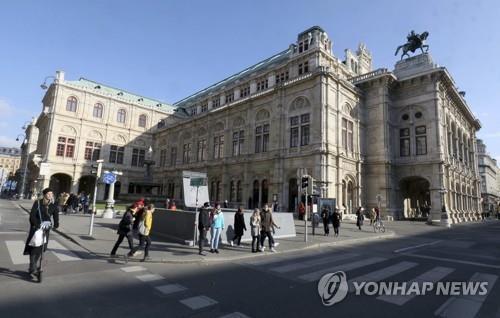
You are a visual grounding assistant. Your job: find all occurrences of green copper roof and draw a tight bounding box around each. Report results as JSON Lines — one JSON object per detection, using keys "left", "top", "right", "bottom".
{"left": 174, "top": 48, "right": 292, "bottom": 106}
{"left": 64, "top": 78, "right": 176, "bottom": 112}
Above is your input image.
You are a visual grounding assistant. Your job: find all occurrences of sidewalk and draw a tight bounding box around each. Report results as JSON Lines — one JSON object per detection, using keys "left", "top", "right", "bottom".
{"left": 17, "top": 200, "right": 394, "bottom": 264}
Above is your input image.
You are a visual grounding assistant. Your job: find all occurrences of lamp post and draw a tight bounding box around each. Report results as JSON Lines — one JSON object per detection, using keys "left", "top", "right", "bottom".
{"left": 16, "top": 134, "right": 28, "bottom": 199}
{"left": 102, "top": 170, "right": 122, "bottom": 219}
{"left": 40, "top": 76, "right": 56, "bottom": 90}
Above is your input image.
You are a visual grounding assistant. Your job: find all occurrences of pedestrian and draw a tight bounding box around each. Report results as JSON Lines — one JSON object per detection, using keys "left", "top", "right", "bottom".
{"left": 198, "top": 202, "right": 211, "bottom": 256}
{"left": 230, "top": 206, "right": 246, "bottom": 247}
{"left": 110, "top": 204, "right": 139, "bottom": 257}
{"left": 23, "top": 188, "right": 59, "bottom": 278}
{"left": 169, "top": 200, "right": 177, "bottom": 210}
{"left": 80, "top": 192, "right": 89, "bottom": 214}
{"left": 369, "top": 208, "right": 376, "bottom": 225}
{"left": 375, "top": 207, "right": 381, "bottom": 222}
{"left": 331, "top": 208, "right": 341, "bottom": 237}
{"left": 130, "top": 203, "right": 155, "bottom": 262}
{"left": 250, "top": 208, "right": 261, "bottom": 253}
{"left": 223, "top": 200, "right": 229, "bottom": 208}
{"left": 57, "top": 192, "right": 66, "bottom": 214}
{"left": 298, "top": 201, "right": 305, "bottom": 220}
{"left": 356, "top": 207, "right": 364, "bottom": 230}
{"left": 321, "top": 205, "right": 330, "bottom": 236}
{"left": 260, "top": 204, "right": 279, "bottom": 252}
{"left": 132, "top": 198, "right": 146, "bottom": 234}
{"left": 210, "top": 203, "right": 224, "bottom": 253}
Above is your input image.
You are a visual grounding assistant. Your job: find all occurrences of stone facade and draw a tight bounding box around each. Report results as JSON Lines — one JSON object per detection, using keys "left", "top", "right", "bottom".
{"left": 0, "top": 147, "right": 21, "bottom": 177}
{"left": 476, "top": 139, "right": 499, "bottom": 213}
{"left": 25, "top": 26, "right": 483, "bottom": 223}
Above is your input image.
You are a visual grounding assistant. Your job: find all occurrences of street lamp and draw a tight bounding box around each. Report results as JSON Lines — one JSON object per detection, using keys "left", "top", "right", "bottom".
{"left": 16, "top": 134, "right": 29, "bottom": 199}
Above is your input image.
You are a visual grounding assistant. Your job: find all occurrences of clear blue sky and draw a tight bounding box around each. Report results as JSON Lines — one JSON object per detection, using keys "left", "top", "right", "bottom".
{"left": 1, "top": 0, "right": 499, "bottom": 159}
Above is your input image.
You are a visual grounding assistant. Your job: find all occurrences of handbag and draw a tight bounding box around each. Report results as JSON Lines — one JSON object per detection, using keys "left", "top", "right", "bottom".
{"left": 138, "top": 220, "right": 147, "bottom": 236}
{"left": 28, "top": 201, "right": 46, "bottom": 247}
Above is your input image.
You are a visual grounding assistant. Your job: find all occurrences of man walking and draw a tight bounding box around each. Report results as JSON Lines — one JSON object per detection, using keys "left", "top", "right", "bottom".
{"left": 260, "top": 204, "right": 279, "bottom": 252}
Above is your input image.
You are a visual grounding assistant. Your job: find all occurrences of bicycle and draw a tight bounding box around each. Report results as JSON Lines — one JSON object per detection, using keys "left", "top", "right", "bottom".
{"left": 373, "top": 219, "right": 385, "bottom": 233}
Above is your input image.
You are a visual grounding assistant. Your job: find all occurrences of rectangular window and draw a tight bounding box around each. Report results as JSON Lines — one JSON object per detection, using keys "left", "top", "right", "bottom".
{"left": 347, "top": 121, "right": 353, "bottom": 151}
{"left": 300, "top": 125, "right": 310, "bottom": 146}
{"left": 212, "top": 97, "right": 220, "bottom": 108}
{"left": 232, "top": 130, "right": 245, "bottom": 156}
{"left": 255, "top": 126, "right": 262, "bottom": 153}
{"left": 190, "top": 107, "right": 197, "bottom": 116}
{"left": 170, "top": 147, "right": 177, "bottom": 166}
{"left": 299, "top": 42, "right": 303, "bottom": 53}
{"left": 109, "top": 145, "right": 124, "bottom": 164}
{"left": 256, "top": 78, "right": 268, "bottom": 92}
{"left": 214, "top": 135, "right": 224, "bottom": 159}
{"left": 131, "top": 148, "right": 145, "bottom": 167}
{"left": 262, "top": 124, "right": 269, "bottom": 152}
{"left": 240, "top": 85, "right": 250, "bottom": 98}
{"left": 197, "top": 139, "right": 207, "bottom": 161}
{"left": 290, "top": 125, "right": 299, "bottom": 148}
{"left": 65, "top": 138, "right": 75, "bottom": 157}
{"left": 159, "top": 149, "right": 167, "bottom": 167}
{"left": 275, "top": 70, "right": 289, "bottom": 84}
{"left": 201, "top": 102, "right": 208, "bottom": 113}
{"left": 299, "top": 61, "right": 309, "bottom": 75}
{"left": 225, "top": 91, "right": 234, "bottom": 104}
{"left": 342, "top": 119, "right": 347, "bottom": 149}
{"left": 84, "top": 141, "right": 101, "bottom": 161}
{"left": 416, "top": 125, "right": 427, "bottom": 155}
{"left": 400, "top": 128, "right": 410, "bottom": 157}
{"left": 183, "top": 143, "right": 191, "bottom": 164}
{"left": 56, "top": 137, "right": 66, "bottom": 157}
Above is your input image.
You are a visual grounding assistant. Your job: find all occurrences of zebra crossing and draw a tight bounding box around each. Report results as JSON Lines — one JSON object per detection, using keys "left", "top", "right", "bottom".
{"left": 240, "top": 251, "right": 498, "bottom": 317}
{"left": 3, "top": 239, "right": 82, "bottom": 265}
{"left": 120, "top": 265, "right": 251, "bottom": 318}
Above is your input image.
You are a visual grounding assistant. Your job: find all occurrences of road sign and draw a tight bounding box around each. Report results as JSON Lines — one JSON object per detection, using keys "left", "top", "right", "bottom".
{"left": 102, "top": 172, "right": 116, "bottom": 184}
{"left": 190, "top": 177, "right": 207, "bottom": 187}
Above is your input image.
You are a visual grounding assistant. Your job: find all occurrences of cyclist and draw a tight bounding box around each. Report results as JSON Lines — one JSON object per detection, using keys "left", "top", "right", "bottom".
{"left": 23, "top": 188, "right": 59, "bottom": 279}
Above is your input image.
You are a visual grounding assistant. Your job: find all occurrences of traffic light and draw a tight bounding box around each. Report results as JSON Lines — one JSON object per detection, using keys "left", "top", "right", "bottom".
{"left": 301, "top": 176, "right": 309, "bottom": 189}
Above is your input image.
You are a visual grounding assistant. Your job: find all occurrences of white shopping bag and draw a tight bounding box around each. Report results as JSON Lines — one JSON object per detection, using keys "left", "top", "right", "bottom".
{"left": 28, "top": 229, "right": 46, "bottom": 247}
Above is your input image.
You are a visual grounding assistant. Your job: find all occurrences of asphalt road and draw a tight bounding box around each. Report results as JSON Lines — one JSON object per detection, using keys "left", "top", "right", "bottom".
{"left": 0, "top": 199, "right": 499, "bottom": 318}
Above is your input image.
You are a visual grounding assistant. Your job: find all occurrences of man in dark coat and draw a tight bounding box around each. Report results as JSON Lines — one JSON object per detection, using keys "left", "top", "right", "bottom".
{"left": 110, "top": 205, "right": 138, "bottom": 257}
{"left": 230, "top": 207, "right": 247, "bottom": 247}
{"left": 260, "top": 204, "right": 279, "bottom": 252}
{"left": 331, "top": 208, "right": 341, "bottom": 237}
{"left": 24, "top": 188, "right": 59, "bottom": 277}
{"left": 198, "top": 202, "right": 211, "bottom": 256}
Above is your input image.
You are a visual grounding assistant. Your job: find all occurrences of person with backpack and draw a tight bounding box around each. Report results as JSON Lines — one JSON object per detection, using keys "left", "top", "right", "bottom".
{"left": 130, "top": 203, "right": 155, "bottom": 262}
{"left": 110, "top": 204, "right": 139, "bottom": 257}
{"left": 230, "top": 207, "right": 246, "bottom": 247}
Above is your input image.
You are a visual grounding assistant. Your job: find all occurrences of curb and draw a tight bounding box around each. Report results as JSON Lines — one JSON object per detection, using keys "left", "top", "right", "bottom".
{"left": 17, "top": 203, "right": 395, "bottom": 265}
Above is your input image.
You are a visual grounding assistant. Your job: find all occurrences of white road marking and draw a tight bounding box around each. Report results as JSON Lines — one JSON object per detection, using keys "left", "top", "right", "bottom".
{"left": 348, "top": 261, "right": 418, "bottom": 292}
{"left": 434, "top": 273, "right": 498, "bottom": 318}
{"left": 180, "top": 295, "right": 218, "bottom": 310}
{"left": 121, "top": 266, "right": 147, "bottom": 273}
{"left": 135, "top": 274, "right": 164, "bottom": 282}
{"left": 155, "top": 284, "right": 187, "bottom": 295}
{"left": 377, "top": 266, "right": 455, "bottom": 305}
{"left": 298, "top": 257, "right": 387, "bottom": 282}
{"left": 5, "top": 241, "right": 29, "bottom": 264}
{"left": 218, "top": 312, "right": 251, "bottom": 318}
{"left": 47, "top": 240, "right": 81, "bottom": 261}
{"left": 393, "top": 240, "right": 442, "bottom": 253}
{"left": 403, "top": 253, "right": 500, "bottom": 269}
{"left": 270, "top": 253, "right": 359, "bottom": 273}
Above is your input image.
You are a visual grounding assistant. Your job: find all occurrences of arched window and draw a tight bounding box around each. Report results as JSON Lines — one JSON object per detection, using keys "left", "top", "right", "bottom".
{"left": 138, "top": 114, "right": 147, "bottom": 128}
{"left": 117, "top": 109, "right": 126, "bottom": 123}
{"left": 66, "top": 96, "right": 78, "bottom": 112}
{"left": 93, "top": 103, "right": 103, "bottom": 118}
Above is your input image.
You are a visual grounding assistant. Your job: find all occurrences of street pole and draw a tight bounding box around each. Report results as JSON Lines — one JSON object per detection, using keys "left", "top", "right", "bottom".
{"left": 193, "top": 185, "right": 200, "bottom": 247}
{"left": 20, "top": 144, "right": 29, "bottom": 199}
{"left": 304, "top": 183, "right": 308, "bottom": 243}
{"left": 89, "top": 160, "right": 103, "bottom": 236}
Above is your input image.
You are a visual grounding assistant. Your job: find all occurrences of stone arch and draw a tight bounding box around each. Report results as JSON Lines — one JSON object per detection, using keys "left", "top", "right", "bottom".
{"left": 213, "top": 122, "right": 225, "bottom": 132}
{"left": 88, "top": 130, "right": 104, "bottom": 140}
{"left": 113, "top": 134, "right": 127, "bottom": 145}
{"left": 256, "top": 109, "right": 270, "bottom": 121}
{"left": 342, "top": 102, "right": 353, "bottom": 115}
{"left": 289, "top": 96, "right": 311, "bottom": 112}
{"left": 60, "top": 125, "right": 77, "bottom": 136}
{"left": 134, "top": 138, "right": 147, "bottom": 147}
{"left": 49, "top": 173, "right": 73, "bottom": 196}
{"left": 399, "top": 176, "right": 431, "bottom": 218}
{"left": 232, "top": 117, "right": 245, "bottom": 128}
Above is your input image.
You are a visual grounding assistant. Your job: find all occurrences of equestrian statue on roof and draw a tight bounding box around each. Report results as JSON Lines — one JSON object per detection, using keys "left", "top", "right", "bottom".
{"left": 395, "top": 30, "right": 429, "bottom": 60}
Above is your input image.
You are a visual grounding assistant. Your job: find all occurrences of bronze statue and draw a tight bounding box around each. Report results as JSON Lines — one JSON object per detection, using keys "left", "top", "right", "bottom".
{"left": 395, "top": 30, "right": 429, "bottom": 60}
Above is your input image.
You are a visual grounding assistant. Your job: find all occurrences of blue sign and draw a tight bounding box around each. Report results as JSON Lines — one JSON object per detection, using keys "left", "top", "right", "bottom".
{"left": 102, "top": 172, "right": 116, "bottom": 185}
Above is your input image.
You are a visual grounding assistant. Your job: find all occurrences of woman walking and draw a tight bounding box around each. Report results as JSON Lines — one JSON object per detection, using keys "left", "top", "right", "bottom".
{"left": 250, "top": 209, "right": 261, "bottom": 253}
{"left": 230, "top": 207, "right": 246, "bottom": 247}
{"left": 130, "top": 203, "right": 155, "bottom": 262}
{"left": 210, "top": 204, "right": 224, "bottom": 253}
{"left": 331, "top": 208, "right": 341, "bottom": 237}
